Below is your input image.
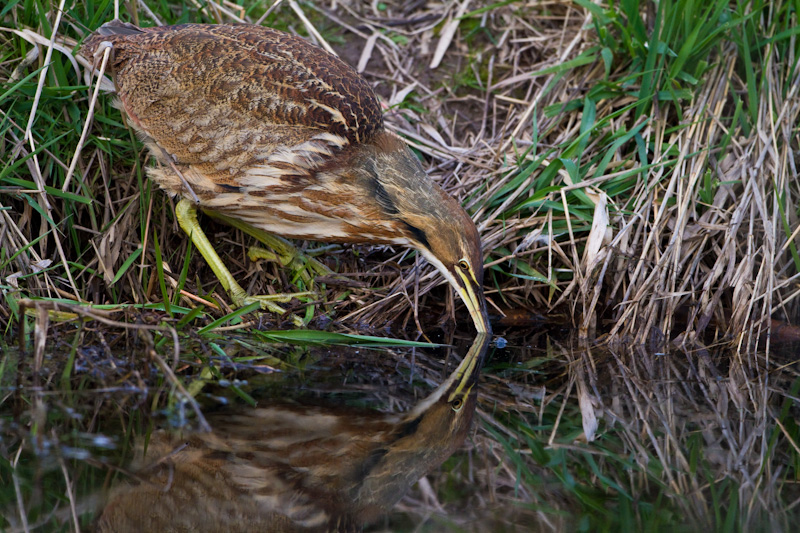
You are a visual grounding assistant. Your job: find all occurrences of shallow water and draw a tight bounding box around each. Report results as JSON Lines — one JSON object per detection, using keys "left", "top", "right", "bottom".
{"left": 1, "top": 328, "right": 798, "bottom": 532}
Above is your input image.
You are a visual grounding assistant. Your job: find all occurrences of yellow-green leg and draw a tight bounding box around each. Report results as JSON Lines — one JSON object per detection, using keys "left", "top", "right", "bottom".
{"left": 175, "top": 199, "right": 310, "bottom": 325}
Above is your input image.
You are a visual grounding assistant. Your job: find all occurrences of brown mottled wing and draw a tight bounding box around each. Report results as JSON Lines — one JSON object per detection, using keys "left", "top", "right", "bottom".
{"left": 82, "top": 23, "right": 383, "bottom": 183}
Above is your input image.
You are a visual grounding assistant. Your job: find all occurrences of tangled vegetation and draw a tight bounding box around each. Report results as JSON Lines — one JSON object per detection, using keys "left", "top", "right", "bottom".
{"left": 1, "top": 1, "right": 799, "bottom": 531}
{"left": 1, "top": 0, "right": 798, "bottom": 347}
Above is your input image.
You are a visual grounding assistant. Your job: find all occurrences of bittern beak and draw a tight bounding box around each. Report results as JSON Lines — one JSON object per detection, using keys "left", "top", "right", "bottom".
{"left": 416, "top": 248, "right": 491, "bottom": 335}
{"left": 454, "top": 270, "right": 491, "bottom": 335}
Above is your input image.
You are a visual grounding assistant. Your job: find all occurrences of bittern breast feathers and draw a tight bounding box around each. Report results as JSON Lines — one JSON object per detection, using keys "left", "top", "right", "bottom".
{"left": 83, "top": 21, "right": 490, "bottom": 333}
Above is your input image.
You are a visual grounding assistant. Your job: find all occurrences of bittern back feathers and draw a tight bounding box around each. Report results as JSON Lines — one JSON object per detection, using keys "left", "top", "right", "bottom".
{"left": 83, "top": 21, "right": 490, "bottom": 333}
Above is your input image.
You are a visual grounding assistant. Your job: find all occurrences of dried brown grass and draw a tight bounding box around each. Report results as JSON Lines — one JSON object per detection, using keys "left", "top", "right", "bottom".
{"left": 2, "top": 1, "right": 798, "bottom": 349}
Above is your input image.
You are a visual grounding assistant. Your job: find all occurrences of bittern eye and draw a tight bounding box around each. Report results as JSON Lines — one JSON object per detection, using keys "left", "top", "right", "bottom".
{"left": 451, "top": 398, "right": 463, "bottom": 411}
{"left": 458, "top": 259, "right": 469, "bottom": 271}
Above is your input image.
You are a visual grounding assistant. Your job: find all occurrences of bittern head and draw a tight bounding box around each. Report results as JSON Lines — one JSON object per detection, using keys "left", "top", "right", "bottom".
{"left": 416, "top": 206, "right": 490, "bottom": 334}
{"left": 365, "top": 133, "right": 491, "bottom": 334}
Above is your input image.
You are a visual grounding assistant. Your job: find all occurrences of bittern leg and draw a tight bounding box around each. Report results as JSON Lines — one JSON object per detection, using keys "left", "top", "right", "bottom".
{"left": 175, "top": 199, "right": 310, "bottom": 325}
{"left": 202, "top": 210, "right": 337, "bottom": 287}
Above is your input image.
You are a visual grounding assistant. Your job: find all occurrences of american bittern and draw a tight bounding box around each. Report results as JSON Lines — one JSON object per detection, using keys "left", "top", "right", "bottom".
{"left": 97, "top": 336, "right": 488, "bottom": 532}
{"left": 82, "top": 21, "right": 490, "bottom": 333}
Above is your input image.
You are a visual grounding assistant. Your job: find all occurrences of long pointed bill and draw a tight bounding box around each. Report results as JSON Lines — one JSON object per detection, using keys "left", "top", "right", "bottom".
{"left": 418, "top": 250, "right": 491, "bottom": 335}
{"left": 455, "top": 270, "right": 491, "bottom": 334}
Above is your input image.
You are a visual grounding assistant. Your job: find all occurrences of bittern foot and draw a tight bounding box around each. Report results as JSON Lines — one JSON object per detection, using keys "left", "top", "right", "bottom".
{"left": 176, "top": 199, "right": 315, "bottom": 325}
{"left": 204, "top": 210, "right": 338, "bottom": 288}
{"left": 247, "top": 246, "right": 334, "bottom": 287}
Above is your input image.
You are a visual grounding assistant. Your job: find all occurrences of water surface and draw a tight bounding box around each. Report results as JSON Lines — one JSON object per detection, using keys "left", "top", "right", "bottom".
{"left": 1, "top": 328, "right": 798, "bottom": 531}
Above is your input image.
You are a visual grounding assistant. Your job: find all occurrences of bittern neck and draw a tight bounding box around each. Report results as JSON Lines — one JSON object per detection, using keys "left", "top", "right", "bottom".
{"left": 335, "top": 132, "right": 471, "bottom": 251}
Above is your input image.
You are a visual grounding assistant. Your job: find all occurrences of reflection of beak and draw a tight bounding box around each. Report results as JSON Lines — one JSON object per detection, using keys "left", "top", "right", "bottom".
{"left": 456, "top": 272, "right": 491, "bottom": 335}
{"left": 408, "top": 333, "right": 490, "bottom": 419}
{"left": 447, "top": 332, "right": 490, "bottom": 402}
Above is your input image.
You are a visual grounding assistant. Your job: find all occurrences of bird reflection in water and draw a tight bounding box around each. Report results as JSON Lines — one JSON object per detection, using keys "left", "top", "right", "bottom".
{"left": 97, "top": 335, "right": 489, "bottom": 532}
